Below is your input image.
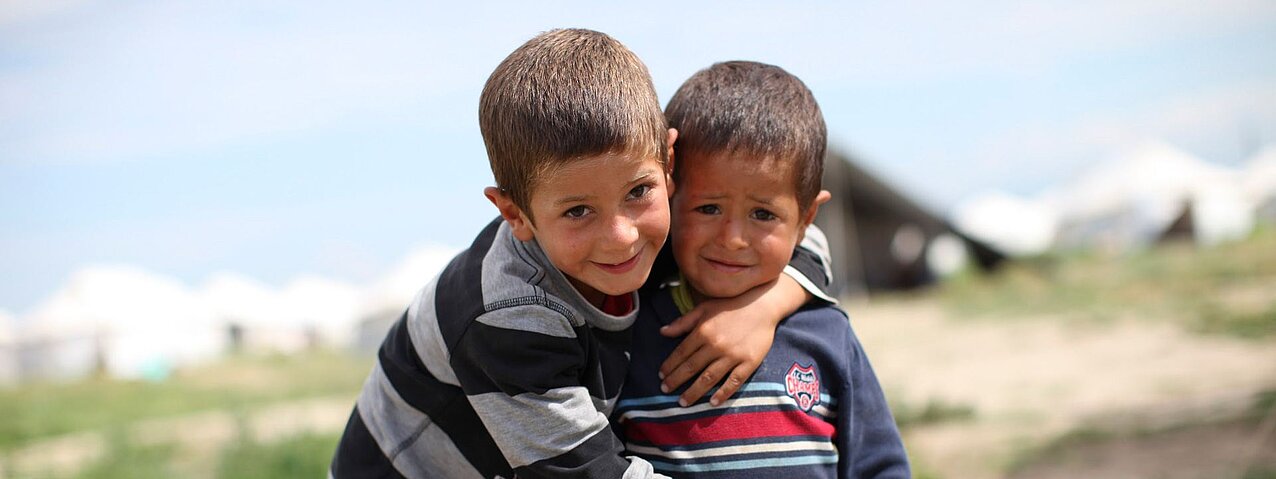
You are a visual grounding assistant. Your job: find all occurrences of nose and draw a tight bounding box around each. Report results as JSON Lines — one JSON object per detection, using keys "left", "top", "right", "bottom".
{"left": 605, "top": 213, "right": 640, "bottom": 249}
{"left": 717, "top": 217, "right": 748, "bottom": 250}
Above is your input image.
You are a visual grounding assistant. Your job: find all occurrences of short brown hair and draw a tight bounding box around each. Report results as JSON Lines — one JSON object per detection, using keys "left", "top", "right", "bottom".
{"left": 666, "top": 61, "right": 826, "bottom": 213}
{"left": 479, "top": 28, "right": 668, "bottom": 222}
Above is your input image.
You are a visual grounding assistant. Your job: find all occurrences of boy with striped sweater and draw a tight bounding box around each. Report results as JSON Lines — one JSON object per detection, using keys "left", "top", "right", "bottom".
{"left": 331, "top": 31, "right": 836, "bottom": 479}
{"left": 614, "top": 61, "right": 910, "bottom": 478}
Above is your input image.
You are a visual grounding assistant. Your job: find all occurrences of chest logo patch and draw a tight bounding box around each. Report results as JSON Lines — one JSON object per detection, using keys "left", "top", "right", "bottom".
{"left": 785, "top": 363, "right": 821, "bottom": 411}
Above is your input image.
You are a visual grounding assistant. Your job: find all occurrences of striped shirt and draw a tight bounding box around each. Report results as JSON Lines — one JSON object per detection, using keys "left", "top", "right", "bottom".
{"left": 613, "top": 282, "right": 910, "bottom": 478}
{"left": 331, "top": 219, "right": 664, "bottom": 479}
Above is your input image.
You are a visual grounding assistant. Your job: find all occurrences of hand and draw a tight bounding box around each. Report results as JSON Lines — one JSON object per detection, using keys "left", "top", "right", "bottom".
{"left": 658, "top": 277, "right": 807, "bottom": 407}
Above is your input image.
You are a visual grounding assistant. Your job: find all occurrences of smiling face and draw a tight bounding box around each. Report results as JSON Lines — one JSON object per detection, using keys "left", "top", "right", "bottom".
{"left": 488, "top": 150, "right": 674, "bottom": 308}
{"left": 671, "top": 151, "right": 819, "bottom": 301}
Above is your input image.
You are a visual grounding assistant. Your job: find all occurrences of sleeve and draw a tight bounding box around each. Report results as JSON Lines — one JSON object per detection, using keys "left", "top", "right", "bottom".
{"left": 450, "top": 305, "right": 670, "bottom": 479}
{"left": 786, "top": 223, "right": 838, "bottom": 303}
{"left": 646, "top": 224, "right": 838, "bottom": 303}
{"left": 839, "top": 322, "right": 911, "bottom": 479}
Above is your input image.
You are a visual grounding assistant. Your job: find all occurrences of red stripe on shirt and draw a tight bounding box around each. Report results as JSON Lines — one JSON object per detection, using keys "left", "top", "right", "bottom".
{"left": 624, "top": 410, "right": 835, "bottom": 446}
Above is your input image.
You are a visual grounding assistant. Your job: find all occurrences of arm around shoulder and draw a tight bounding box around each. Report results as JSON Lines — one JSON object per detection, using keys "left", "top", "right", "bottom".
{"left": 786, "top": 223, "right": 838, "bottom": 303}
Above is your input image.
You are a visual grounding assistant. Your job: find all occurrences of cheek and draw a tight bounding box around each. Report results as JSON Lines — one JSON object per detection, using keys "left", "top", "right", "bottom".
{"left": 637, "top": 204, "right": 671, "bottom": 241}
{"left": 757, "top": 236, "right": 795, "bottom": 268}
{"left": 546, "top": 230, "right": 590, "bottom": 264}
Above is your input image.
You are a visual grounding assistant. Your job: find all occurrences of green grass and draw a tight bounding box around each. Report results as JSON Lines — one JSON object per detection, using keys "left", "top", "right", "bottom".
{"left": 935, "top": 227, "right": 1276, "bottom": 338}
{"left": 69, "top": 429, "right": 178, "bottom": 479}
{"left": 11, "top": 428, "right": 342, "bottom": 479}
{"left": 1006, "top": 388, "right": 1276, "bottom": 476}
{"left": 217, "top": 432, "right": 340, "bottom": 479}
{"left": 892, "top": 397, "right": 976, "bottom": 429}
{"left": 0, "top": 350, "right": 371, "bottom": 449}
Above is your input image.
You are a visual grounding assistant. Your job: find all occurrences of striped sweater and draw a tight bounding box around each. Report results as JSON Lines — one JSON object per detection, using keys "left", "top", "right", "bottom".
{"left": 330, "top": 218, "right": 836, "bottom": 479}
{"left": 613, "top": 283, "right": 910, "bottom": 478}
{"left": 331, "top": 219, "right": 658, "bottom": 478}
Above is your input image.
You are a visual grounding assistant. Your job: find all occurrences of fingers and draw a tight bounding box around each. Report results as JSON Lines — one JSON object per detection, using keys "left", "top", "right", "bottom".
{"left": 660, "top": 341, "right": 711, "bottom": 396}
{"left": 680, "top": 357, "right": 735, "bottom": 407}
{"left": 659, "top": 308, "right": 703, "bottom": 338}
{"left": 659, "top": 330, "right": 703, "bottom": 383}
{"left": 708, "top": 363, "right": 755, "bottom": 407}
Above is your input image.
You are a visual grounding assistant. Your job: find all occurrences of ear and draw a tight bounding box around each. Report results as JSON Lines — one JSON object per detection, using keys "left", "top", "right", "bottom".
{"left": 665, "top": 128, "right": 678, "bottom": 198}
{"left": 796, "top": 189, "right": 832, "bottom": 243}
{"left": 484, "top": 186, "right": 535, "bottom": 241}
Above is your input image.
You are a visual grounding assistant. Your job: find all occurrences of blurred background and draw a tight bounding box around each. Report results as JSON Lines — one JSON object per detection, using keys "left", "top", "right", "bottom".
{"left": 2, "top": 1, "right": 1275, "bottom": 477}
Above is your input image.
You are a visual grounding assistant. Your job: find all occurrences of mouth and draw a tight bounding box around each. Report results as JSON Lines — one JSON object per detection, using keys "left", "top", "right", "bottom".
{"left": 593, "top": 248, "right": 643, "bottom": 274}
{"left": 703, "top": 257, "right": 751, "bottom": 274}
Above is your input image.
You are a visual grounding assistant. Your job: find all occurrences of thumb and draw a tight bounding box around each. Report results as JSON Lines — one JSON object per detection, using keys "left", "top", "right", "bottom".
{"left": 660, "top": 308, "right": 704, "bottom": 337}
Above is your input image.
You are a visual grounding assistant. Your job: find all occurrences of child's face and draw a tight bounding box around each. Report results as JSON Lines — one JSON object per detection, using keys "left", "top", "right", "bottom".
{"left": 671, "top": 152, "right": 811, "bottom": 300}
{"left": 505, "top": 152, "right": 673, "bottom": 306}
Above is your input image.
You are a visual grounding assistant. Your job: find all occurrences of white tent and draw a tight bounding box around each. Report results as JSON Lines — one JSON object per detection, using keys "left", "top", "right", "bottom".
{"left": 1243, "top": 146, "right": 1276, "bottom": 223}
{"left": 1047, "top": 141, "right": 1252, "bottom": 250}
{"left": 277, "top": 275, "right": 362, "bottom": 349}
{"left": 354, "top": 245, "right": 458, "bottom": 351}
{"left": 0, "top": 309, "right": 16, "bottom": 385}
{"left": 20, "top": 265, "right": 226, "bottom": 381}
{"left": 199, "top": 272, "right": 305, "bottom": 354}
{"left": 952, "top": 190, "right": 1059, "bottom": 256}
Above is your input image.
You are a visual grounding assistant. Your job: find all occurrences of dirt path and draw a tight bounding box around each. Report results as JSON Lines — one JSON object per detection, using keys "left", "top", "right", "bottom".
{"left": 850, "top": 299, "right": 1276, "bottom": 478}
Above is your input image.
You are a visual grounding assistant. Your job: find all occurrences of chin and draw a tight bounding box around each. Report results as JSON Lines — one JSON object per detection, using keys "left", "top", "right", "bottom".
{"left": 696, "top": 282, "right": 752, "bottom": 300}
{"left": 601, "top": 279, "right": 644, "bottom": 297}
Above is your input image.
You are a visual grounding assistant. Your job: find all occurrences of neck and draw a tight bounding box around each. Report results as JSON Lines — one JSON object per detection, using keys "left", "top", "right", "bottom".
{"left": 566, "top": 276, "right": 607, "bottom": 309}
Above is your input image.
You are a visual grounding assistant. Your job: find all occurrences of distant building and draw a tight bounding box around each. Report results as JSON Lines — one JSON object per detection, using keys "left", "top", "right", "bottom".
{"left": 815, "top": 150, "right": 1004, "bottom": 297}
{"left": 18, "top": 266, "right": 228, "bottom": 382}
{"left": 0, "top": 311, "right": 16, "bottom": 386}
{"left": 1052, "top": 142, "right": 1255, "bottom": 251}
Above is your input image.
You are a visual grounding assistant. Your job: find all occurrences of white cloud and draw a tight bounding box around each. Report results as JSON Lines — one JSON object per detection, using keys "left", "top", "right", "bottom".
{"left": 0, "top": 2, "right": 480, "bottom": 165}
{"left": 0, "top": 0, "right": 92, "bottom": 27}
{"left": 647, "top": 0, "right": 1276, "bottom": 84}
{"left": 5, "top": 1, "right": 1273, "bottom": 165}
{"left": 965, "top": 80, "right": 1276, "bottom": 192}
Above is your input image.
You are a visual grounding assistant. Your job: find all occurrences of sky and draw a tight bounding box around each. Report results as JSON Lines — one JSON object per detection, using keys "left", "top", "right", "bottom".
{"left": 2, "top": 0, "right": 1275, "bottom": 314}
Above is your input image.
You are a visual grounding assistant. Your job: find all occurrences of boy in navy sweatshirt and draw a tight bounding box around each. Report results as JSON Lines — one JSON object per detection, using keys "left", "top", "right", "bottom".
{"left": 614, "top": 61, "right": 910, "bottom": 478}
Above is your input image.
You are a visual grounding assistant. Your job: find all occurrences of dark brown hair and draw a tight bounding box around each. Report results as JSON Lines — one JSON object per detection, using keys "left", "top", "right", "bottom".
{"left": 666, "top": 61, "right": 826, "bottom": 212}
{"left": 479, "top": 28, "right": 667, "bottom": 222}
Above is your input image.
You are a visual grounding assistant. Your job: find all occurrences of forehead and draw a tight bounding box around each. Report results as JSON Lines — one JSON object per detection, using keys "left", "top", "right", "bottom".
{"left": 529, "top": 152, "right": 664, "bottom": 200}
{"left": 678, "top": 151, "right": 797, "bottom": 194}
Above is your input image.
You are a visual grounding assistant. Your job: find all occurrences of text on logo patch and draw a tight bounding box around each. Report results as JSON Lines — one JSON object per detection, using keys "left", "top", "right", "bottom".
{"left": 785, "top": 363, "right": 820, "bottom": 411}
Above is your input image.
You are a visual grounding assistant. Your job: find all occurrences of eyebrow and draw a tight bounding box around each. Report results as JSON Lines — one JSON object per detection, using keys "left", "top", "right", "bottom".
{"left": 690, "top": 193, "right": 778, "bottom": 205}
{"left": 552, "top": 168, "right": 661, "bottom": 206}
{"left": 554, "top": 195, "right": 591, "bottom": 206}
{"left": 629, "top": 168, "right": 659, "bottom": 184}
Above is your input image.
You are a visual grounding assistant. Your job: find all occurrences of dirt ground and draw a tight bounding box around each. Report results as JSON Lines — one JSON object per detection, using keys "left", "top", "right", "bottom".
{"left": 851, "top": 299, "right": 1276, "bottom": 478}
{"left": 6, "top": 296, "right": 1274, "bottom": 479}
{"left": 1008, "top": 417, "right": 1276, "bottom": 479}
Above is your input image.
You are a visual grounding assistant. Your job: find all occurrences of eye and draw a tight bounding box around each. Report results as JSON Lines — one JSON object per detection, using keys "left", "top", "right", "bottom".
{"left": 751, "top": 208, "right": 778, "bottom": 221}
{"left": 694, "top": 204, "right": 721, "bottom": 215}
{"left": 626, "top": 183, "right": 653, "bottom": 200}
{"left": 564, "top": 205, "right": 591, "bottom": 218}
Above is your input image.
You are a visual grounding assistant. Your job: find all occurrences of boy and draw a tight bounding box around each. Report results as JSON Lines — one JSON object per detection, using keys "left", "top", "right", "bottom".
{"left": 330, "top": 31, "right": 832, "bottom": 479}
{"left": 614, "top": 61, "right": 910, "bottom": 478}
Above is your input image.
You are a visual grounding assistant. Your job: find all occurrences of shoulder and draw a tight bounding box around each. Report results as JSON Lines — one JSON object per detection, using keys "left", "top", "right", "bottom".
{"left": 419, "top": 220, "right": 583, "bottom": 343}
{"left": 778, "top": 305, "right": 863, "bottom": 364}
{"left": 786, "top": 304, "right": 852, "bottom": 337}
{"left": 474, "top": 300, "right": 580, "bottom": 339}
